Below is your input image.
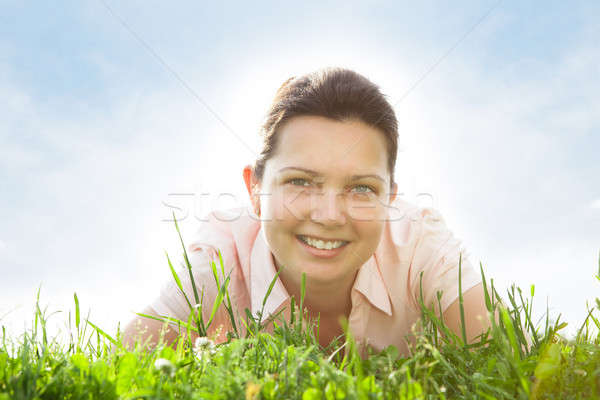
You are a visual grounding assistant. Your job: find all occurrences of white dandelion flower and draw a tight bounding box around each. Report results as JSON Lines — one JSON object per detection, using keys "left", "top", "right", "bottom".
{"left": 154, "top": 358, "right": 175, "bottom": 377}
{"left": 194, "top": 336, "right": 217, "bottom": 361}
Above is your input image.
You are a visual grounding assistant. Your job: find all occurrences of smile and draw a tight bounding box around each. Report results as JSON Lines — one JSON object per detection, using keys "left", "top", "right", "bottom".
{"left": 296, "top": 235, "right": 349, "bottom": 250}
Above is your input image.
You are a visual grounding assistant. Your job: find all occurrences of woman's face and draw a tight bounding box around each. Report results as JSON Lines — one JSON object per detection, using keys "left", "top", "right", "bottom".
{"left": 244, "top": 115, "right": 397, "bottom": 287}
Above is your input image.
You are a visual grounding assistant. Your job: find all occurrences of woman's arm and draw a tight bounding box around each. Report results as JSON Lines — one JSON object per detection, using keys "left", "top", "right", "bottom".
{"left": 442, "top": 283, "right": 492, "bottom": 344}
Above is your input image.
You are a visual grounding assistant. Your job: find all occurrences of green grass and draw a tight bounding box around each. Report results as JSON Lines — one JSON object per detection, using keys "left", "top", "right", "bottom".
{"left": 1, "top": 216, "right": 600, "bottom": 399}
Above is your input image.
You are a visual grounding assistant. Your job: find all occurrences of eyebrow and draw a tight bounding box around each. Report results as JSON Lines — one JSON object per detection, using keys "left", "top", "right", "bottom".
{"left": 278, "top": 166, "right": 385, "bottom": 182}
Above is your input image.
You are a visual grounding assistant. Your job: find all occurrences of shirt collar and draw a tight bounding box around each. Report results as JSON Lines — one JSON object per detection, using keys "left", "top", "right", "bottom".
{"left": 249, "top": 227, "right": 290, "bottom": 318}
{"left": 352, "top": 254, "right": 393, "bottom": 316}
{"left": 249, "top": 226, "right": 393, "bottom": 318}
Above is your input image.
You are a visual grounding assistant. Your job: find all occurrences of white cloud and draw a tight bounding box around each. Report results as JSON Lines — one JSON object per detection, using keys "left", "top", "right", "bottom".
{"left": 590, "top": 199, "right": 600, "bottom": 209}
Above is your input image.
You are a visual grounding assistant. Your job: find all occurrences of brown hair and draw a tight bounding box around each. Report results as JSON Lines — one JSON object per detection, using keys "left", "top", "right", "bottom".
{"left": 252, "top": 67, "right": 399, "bottom": 189}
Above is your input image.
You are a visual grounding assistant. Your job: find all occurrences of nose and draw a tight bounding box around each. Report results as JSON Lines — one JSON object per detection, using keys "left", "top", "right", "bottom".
{"left": 309, "top": 188, "right": 347, "bottom": 226}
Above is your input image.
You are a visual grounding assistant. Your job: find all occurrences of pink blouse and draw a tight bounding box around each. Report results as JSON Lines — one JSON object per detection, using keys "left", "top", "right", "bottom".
{"left": 149, "top": 198, "right": 481, "bottom": 356}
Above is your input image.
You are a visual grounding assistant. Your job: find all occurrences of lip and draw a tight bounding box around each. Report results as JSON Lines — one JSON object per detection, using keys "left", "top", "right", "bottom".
{"left": 297, "top": 234, "right": 349, "bottom": 242}
{"left": 295, "top": 235, "right": 349, "bottom": 259}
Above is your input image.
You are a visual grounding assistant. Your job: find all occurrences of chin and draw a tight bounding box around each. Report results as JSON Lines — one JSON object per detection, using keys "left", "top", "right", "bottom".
{"left": 299, "top": 260, "right": 357, "bottom": 282}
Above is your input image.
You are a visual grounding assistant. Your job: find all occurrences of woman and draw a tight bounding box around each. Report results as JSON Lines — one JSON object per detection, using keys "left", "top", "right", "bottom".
{"left": 122, "top": 67, "right": 491, "bottom": 356}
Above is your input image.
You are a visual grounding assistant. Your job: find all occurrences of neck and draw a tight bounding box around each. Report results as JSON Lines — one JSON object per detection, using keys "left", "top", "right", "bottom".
{"left": 276, "top": 261, "right": 357, "bottom": 320}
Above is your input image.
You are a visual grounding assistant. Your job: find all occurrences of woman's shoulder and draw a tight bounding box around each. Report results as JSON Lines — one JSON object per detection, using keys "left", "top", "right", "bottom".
{"left": 184, "top": 207, "right": 260, "bottom": 280}
{"left": 385, "top": 198, "right": 480, "bottom": 309}
{"left": 389, "top": 197, "right": 445, "bottom": 222}
{"left": 385, "top": 197, "right": 448, "bottom": 248}
{"left": 186, "top": 206, "right": 261, "bottom": 264}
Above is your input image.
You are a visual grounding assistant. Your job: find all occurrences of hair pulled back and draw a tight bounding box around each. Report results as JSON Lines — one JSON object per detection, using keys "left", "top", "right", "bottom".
{"left": 253, "top": 67, "right": 399, "bottom": 188}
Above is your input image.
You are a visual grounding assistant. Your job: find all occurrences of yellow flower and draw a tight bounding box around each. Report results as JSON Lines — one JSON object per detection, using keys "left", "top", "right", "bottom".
{"left": 245, "top": 382, "right": 261, "bottom": 400}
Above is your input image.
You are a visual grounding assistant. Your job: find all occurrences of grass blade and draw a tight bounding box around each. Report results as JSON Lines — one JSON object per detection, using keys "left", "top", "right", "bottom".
{"left": 171, "top": 210, "right": 201, "bottom": 308}
{"left": 166, "top": 252, "right": 194, "bottom": 313}
{"left": 73, "top": 292, "right": 80, "bottom": 331}
{"left": 85, "top": 319, "right": 122, "bottom": 350}
{"left": 458, "top": 252, "right": 467, "bottom": 345}
{"left": 480, "top": 261, "right": 493, "bottom": 312}
{"left": 262, "top": 269, "right": 282, "bottom": 311}
{"left": 206, "top": 276, "right": 230, "bottom": 329}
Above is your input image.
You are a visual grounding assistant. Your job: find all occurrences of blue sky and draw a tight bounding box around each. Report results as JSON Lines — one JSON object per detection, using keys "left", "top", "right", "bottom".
{"left": 1, "top": 0, "right": 598, "bottom": 340}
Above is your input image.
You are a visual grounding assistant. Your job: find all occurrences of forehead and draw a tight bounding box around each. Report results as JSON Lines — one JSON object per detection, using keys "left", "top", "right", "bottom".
{"left": 268, "top": 115, "right": 388, "bottom": 175}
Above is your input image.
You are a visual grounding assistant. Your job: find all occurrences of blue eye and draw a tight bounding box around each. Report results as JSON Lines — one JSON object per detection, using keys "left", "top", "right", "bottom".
{"left": 286, "top": 178, "right": 376, "bottom": 194}
{"left": 351, "top": 185, "right": 376, "bottom": 194}
{"left": 288, "top": 178, "right": 310, "bottom": 186}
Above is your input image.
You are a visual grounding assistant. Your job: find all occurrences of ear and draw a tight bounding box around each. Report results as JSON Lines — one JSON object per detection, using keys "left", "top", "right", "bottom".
{"left": 243, "top": 164, "right": 261, "bottom": 211}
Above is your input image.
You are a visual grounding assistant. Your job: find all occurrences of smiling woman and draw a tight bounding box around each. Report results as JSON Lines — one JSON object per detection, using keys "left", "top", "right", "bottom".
{"left": 122, "top": 67, "right": 491, "bottom": 356}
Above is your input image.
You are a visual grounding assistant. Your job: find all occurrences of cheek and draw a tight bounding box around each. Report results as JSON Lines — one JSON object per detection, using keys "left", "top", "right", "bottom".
{"left": 262, "top": 212, "right": 300, "bottom": 247}
{"left": 347, "top": 195, "right": 388, "bottom": 222}
{"left": 354, "top": 220, "right": 385, "bottom": 247}
{"left": 262, "top": 220, "right": 300, "bottom": 268}
{"left": 264, "top": 189, "right": 312, "bottom": 222}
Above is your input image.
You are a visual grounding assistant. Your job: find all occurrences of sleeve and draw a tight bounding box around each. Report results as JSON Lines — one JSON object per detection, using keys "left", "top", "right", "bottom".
{"left": 408, "top": 207, "right": 482, "bottom": 314}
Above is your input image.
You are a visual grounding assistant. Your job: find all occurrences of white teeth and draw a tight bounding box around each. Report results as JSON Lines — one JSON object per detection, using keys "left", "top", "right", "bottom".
{"left": 299, "top": 235, "right": 345, "bottom": 250}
